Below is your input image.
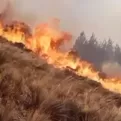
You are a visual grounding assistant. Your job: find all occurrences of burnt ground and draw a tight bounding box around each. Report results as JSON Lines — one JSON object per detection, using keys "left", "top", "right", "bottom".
{"left": 0, "top": 37, "right": 121, "bottom": 121}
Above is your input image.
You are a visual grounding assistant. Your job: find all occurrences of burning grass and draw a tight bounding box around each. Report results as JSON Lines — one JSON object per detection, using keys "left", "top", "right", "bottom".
{"left": 0, "top": 20, "right": 121, "bottom": 93}
{"left": 0, "top": 37, "right": 121, "bottom": 121}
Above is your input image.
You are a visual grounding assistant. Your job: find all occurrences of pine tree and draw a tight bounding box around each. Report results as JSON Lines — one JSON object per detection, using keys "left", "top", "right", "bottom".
{"left": 73, "top": 31, "right": 87, "bottom": 57}
{"left": 114, "top": 44, "right": 121, "bottom": 64}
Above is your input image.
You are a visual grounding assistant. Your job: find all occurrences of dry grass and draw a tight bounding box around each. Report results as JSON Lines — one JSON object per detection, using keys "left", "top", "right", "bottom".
{"left": 0, "top": 37, "right": 121, "bottom": 121}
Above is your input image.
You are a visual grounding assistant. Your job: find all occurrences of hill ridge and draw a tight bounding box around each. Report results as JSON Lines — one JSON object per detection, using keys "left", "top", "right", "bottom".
{"left": 0, "top": 37, "right": 121, "bottom": 121}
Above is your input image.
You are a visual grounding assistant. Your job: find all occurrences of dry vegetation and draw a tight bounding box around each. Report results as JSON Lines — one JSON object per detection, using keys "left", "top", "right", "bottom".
{"left": 0, "top": 37, "right": 121, "bottom": 121}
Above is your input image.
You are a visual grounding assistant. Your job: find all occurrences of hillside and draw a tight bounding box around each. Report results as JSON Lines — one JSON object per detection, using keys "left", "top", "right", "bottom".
{"left": 0, "top": 37, "right": 121, "bottom": 121}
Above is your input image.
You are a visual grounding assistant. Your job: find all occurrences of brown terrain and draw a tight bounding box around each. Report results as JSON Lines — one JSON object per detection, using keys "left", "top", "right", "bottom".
{"left": 0, "top": 37, "right": 121, "bottom": 121}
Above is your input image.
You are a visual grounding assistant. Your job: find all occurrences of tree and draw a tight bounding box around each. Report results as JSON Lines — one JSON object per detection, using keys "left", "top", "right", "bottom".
{"left": 88, "top": 33, "right": 97, "bottom": 45}
{"left": 114, "top": 44, "right": 121, "bottom": 64}
{"left": 74, "top": 31, "right": 121, "bottom": 71}
{"left": 105, "top": 38, "right": 114, "bottom": 60}
{"left": 73, "top": 31, "right": 87, "bottom": 57}
{"left": 73, "top": 31, "right": 86, "bottom": 49}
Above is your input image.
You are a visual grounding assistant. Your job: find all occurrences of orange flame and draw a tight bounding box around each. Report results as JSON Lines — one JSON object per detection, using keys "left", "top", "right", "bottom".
{"left": 0, "top": 19, "right": 121, "bottom": 93}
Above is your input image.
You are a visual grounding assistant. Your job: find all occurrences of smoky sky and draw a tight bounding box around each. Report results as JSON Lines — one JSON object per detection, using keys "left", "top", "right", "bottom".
{"left": 3, "top": 0, "right": 121, "bottom": 45}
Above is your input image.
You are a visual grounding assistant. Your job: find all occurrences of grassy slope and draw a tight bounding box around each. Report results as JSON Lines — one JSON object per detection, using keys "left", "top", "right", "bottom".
{"left": 0, "top": 37, "right": 121, "bottom": 121}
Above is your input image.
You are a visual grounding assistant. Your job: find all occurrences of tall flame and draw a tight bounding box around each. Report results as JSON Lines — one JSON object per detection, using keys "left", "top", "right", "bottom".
{"left": 0, "top": 19, "right": 121, "bottom": 93}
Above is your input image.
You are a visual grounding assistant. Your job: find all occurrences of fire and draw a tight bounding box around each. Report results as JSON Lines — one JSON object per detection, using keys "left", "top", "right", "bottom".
{"left": 0, "top": 19, "right": 121, "bottom": 93}
{"left": 0, "top": 21, "right": 30, "bottom": 43}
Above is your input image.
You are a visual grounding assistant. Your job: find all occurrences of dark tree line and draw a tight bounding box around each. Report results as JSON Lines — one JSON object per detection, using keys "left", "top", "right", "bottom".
{"left": 73, "top": 31, "right": 121, "bottom": 71}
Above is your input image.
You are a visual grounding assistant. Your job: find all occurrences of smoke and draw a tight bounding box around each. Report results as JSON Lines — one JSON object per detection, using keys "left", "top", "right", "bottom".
{"left": 1, "top": 0, "right": 121, "bottom": 46}
{"left": 0, "top": 0, "right": 80, "bottom": 50}
{"left": 4, "top": 0, "right": 79, "bottom": 30}
{"left": 102, "top": 61, "right": 121, "bottom": 78}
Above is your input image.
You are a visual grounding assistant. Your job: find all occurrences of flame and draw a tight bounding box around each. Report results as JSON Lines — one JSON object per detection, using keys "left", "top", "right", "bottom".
{"left": 0, "top": 19, "right": 121, "bottom": 93}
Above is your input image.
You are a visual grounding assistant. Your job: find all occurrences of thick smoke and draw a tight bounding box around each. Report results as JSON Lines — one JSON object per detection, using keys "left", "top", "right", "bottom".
{"left": 0, "top": 0, "right": 79, "bottom": 50}
{"left": 1, "top": 0, "right": 121, "bottom": 45}
{"left": 0, "top": 0, "right": 17, "bottom": 24}
{"left": 3, "top": 0, "right": 79, "bottom": 31}
{"left": 102, "top": 61, "right": 121, "bottom": 78}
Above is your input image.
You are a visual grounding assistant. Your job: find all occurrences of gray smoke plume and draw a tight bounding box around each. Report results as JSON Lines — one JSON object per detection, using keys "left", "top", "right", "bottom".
{"left": 102, "top": 61, "right": 121, "bottom": 78}
{"left": 0, "top": 0, "right": 79, "bottom": 49}
{"left": 1, "top": 0, "right": 121, "bottom": 45}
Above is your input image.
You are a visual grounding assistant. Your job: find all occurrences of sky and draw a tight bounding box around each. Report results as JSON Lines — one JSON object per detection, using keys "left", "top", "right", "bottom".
{"left": 1, "top": 0, "right": 121, "bottom": 45}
